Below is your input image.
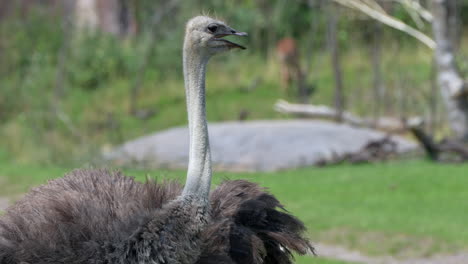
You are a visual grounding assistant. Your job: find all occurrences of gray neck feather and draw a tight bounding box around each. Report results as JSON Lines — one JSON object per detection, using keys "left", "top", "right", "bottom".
{"left": 181, "top": 40, "right": 212, "bottom": 201}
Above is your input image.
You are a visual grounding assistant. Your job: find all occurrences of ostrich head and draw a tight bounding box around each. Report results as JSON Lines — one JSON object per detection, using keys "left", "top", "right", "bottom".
{"left": 184, "top": 16, "right": 247, "bottom": 57}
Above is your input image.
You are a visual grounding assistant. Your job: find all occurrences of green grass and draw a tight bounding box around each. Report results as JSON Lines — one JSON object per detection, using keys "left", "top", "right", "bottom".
{"left": 1, "top": 160, "right": 467, "bottom": 263}
{"left": 297, "top": 256, "right": 359, "bottom": 264}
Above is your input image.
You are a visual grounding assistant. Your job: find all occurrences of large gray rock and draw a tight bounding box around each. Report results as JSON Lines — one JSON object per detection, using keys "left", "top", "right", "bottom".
{"left": 105, "top": 120, "right": 417, "bottom": 172}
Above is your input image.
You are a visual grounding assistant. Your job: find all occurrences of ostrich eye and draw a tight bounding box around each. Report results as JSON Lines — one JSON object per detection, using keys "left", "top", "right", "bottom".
{"left": 207, "top": 24, "right": 218, "bottom": 33}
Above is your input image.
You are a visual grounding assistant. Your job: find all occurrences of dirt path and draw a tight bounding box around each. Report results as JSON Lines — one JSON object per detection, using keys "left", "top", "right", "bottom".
{"left": 316, "top": 243, "right": 468, "bottom": 264}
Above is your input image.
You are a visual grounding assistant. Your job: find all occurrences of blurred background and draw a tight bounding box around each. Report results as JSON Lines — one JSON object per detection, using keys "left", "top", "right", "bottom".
{"left": 1, "top": 1, "right": 468, "bottom": 263}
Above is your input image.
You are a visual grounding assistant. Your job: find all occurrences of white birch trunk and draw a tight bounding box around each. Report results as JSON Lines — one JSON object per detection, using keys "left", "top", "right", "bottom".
{"left": 432, "top": 0, "right": 468, "bottom": 140}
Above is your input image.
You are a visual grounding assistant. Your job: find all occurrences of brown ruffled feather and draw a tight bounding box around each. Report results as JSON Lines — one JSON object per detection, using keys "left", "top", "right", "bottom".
{"left": 0, "top": 170, "right": 313, "bottom": 264}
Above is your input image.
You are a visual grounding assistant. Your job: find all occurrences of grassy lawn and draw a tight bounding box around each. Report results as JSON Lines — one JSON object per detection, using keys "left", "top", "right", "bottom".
{"left": 1, "top": 159, "right": 467, "bottom": 263}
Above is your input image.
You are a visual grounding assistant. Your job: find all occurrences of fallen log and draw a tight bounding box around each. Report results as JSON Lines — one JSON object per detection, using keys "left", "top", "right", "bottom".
{"left": 275, "top": 99, "right": 364, "bottom": 126}
{"left": 275, "top": 99, "right": 416, "bottom": 132}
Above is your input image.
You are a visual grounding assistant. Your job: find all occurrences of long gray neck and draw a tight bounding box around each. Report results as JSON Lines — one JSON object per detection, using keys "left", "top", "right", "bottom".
{"left": 181, "top": 43, "right": 212, "bottom": 200}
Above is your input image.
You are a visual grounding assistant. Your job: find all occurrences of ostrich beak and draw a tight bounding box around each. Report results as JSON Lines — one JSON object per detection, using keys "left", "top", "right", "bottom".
{"left": 214, "top": 28, "right": 248, "bottom": 50}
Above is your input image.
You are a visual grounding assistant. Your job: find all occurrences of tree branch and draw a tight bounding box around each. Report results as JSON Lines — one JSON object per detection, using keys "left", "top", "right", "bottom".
{"left": 275, "top": 100, "right": 365, "bottom": 126}
{"left": 332, "top": 0, "right": 436, "bottom": 49}
{"left": 275, "top": 100, "right": 420, "bottom": 132}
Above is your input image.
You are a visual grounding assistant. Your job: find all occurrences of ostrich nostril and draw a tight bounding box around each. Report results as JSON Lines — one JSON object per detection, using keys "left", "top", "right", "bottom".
{"left": 231, "top": 30, "right": 236, "bottom": 34}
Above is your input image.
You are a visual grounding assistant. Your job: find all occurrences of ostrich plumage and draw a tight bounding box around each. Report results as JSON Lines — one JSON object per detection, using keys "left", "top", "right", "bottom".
{"left": 0, "top": 16, "right": 313, "bottom": 264}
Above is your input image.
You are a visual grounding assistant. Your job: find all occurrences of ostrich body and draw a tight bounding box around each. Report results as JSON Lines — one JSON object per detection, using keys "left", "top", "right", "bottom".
{"left": 0, "top": 16, "right": 313, "bottom": 264}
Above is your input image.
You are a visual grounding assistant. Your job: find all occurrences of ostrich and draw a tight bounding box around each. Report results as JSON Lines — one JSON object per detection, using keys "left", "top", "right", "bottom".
{"left": 0, "top": 16, "right": 313, "bottom": 264}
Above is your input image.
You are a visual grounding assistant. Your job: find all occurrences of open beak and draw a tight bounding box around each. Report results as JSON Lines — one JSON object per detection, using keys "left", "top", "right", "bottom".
{"left": 214, "top": 30, "right": 248, "bottom": 50}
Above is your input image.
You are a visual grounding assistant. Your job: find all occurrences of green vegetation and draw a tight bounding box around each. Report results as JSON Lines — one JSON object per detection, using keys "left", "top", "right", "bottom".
{"left": 2, "top": 1, "right": 468, "bottom": 165}
{"left": 1, "top": 160, "right": 467, "bottom": 262}
{"left": 0, "top": 42, "right": 441, "bottom": 165}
